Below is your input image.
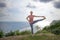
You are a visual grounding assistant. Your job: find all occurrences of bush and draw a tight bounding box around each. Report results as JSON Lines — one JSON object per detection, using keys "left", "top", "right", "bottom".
{"left": 5, "top": 30, "right": 31, "bottom": 37}
{"left": 5, "top": 31, "right": 15, "bottom": 37}
{"left": 0, "top": 31, "right": 4, "bottom": 38}
{"left": 15, "top": 30, "right": 21, "bottom": 35}
{"left": 19, "top": 31, "right": 31, "bottom": 35}
{"left": 51, "top": 28, "right": 60, "bottom": 35}
{"left": 43, "top": 20, "right": 60, "bottom": 35}
{"left": 15, "top": 30, "right": 31, "bottom": 35}
{"left": 35, "top": 30, "right": 41, "bottom": 34}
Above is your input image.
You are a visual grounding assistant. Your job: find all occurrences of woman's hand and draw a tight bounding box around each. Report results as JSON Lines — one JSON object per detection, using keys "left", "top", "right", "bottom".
{"left": 43, "top": 16, "right": 46, "bottom": 19}
{"left": 42, "top": 16, "right": 46, "bottom": 19}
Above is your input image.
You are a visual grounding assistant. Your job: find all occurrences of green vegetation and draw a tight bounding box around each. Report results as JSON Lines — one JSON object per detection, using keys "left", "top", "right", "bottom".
{"left": 0, "top": 20, "right": 60, "bottom": 40}
{"left": 5, "top": 31, "right": 15, "bottom": 37}
{"left": 5, "top": 30, "right": 31, "bottom": 37}
{"left": 21, "top": 35, "right": 49, "bottom": 40}
{"left": 0, "top": 30, "right": 31, "bottom": 38}
{"left": 35, "top": 30, "right": 51, "bottom": 34}
{"left": 0, "top": 34, "right": 60, "bottom": 40}
{"left": 19, "top": 35, "right": 60, "bottom": 40}
{"left": 0, "top": 31, "right": 4, "bottom": 38}
{"left": 19, "top": 31, "right": 31, "bottom": 35}
{"left": 43, "top": 20, "right": 60, "bottom": 35}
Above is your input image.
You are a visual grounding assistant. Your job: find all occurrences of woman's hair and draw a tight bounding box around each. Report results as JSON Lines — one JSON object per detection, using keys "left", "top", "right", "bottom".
{"left": 30, "top": 11, "right": 33, "bottom": 13}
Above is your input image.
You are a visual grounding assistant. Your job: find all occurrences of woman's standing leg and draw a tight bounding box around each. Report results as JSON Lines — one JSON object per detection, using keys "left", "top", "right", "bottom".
{"left": 30, "top": 23, "right": 34, "bottom": 34}
{"left": 30, "top": 19, "right": 45, "bottom": 34}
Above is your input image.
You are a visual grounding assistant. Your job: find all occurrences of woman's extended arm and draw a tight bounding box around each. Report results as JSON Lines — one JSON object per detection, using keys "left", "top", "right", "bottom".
{"left": 34, "top": 15, "right": 46, "bottom": 19}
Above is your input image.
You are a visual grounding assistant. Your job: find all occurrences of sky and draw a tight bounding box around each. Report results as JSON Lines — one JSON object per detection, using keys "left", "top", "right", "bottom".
{"left": 0, "top": 0, "right": 60, "bottom": 27}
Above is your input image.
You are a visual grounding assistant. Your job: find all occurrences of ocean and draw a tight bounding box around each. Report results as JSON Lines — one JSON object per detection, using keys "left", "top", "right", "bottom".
{"left": 0, "top": 22, "right": 30, "bottom": 33}
{"left": 0, "top": 22, "right": 39, "bottom": 33}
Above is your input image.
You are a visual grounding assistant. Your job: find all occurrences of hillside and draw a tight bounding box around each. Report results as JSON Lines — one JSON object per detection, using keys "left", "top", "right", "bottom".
{"left": 0, "top": 33, "right": 60, "bottom": 40}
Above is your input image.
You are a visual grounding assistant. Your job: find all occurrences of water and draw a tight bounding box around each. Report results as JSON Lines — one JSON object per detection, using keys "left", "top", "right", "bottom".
{"left": 0, "top": 22, "right": 39, "bottom": 33}
{"left": 0, "top": 22, "right": 30, "bottom": 33}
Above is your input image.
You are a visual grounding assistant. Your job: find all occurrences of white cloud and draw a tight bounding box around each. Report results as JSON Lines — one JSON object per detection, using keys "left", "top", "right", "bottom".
{"left": 0, "top": 0, "right": 60, "bottom": 22}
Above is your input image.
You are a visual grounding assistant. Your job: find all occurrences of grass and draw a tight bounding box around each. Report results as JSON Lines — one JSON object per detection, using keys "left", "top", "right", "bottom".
{"left": 0, "top": 34, "right": 60, "bottom": 40}
{"left": 23, "top": 35, "right": 60, "bottom": 40}
{"left": 35, "top": 30, "right": 52, "bottom": 34}
{"left": 19, "top": 31, "right": 31, "bottom": 35}
{"left": 0, "top": 30, "right": 60, "bottom": 40}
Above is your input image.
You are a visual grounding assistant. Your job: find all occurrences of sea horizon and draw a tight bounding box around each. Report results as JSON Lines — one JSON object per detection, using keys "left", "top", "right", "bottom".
{"left": 0, "top": 21, "right": 40, "bottom": 34}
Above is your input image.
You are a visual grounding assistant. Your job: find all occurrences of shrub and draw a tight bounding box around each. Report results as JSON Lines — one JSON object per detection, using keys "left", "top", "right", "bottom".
{"left": 5, "top": 31, "right": 15, "bottom": 37}
{"left": 43, "top": 20, "right": 60, "bottom": 35}
{"left": 5, "top": 30, "right": 31, "bottom": 37}
{"left": 0, "top": 31, "right": 4, "bottom": 38}
{"left": 15, "top": 30, "right": 21, "bottom": 35}
{"left": 51, "top": 28, "right": 60, "bottom": 35}
{"left": 19, "top": 31, "right": 31, "bottom": 35}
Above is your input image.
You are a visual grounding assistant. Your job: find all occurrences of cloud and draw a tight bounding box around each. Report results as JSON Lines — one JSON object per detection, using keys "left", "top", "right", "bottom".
{"left": 54, "top": 2, "right": 60, "bottom": 9}
{"left": 26, "top": 3, "right": 36, "bottom": 8}
{"left": 0, "top": 13, "right": 5, "bottom": 17}
{"left": 39, "top": 0, "right": 53, "bottom": 3}
{"left": 6, "top": 8, "right": 20, "bottom": 14}
{"left": 33, "top": 0, "right": 39, "bottom": 2}
{"left": 0, "top": 12, "right": 8, "bottom": 17}
{"left": 0, "top": 3, "right": 6, "bottom": 8}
